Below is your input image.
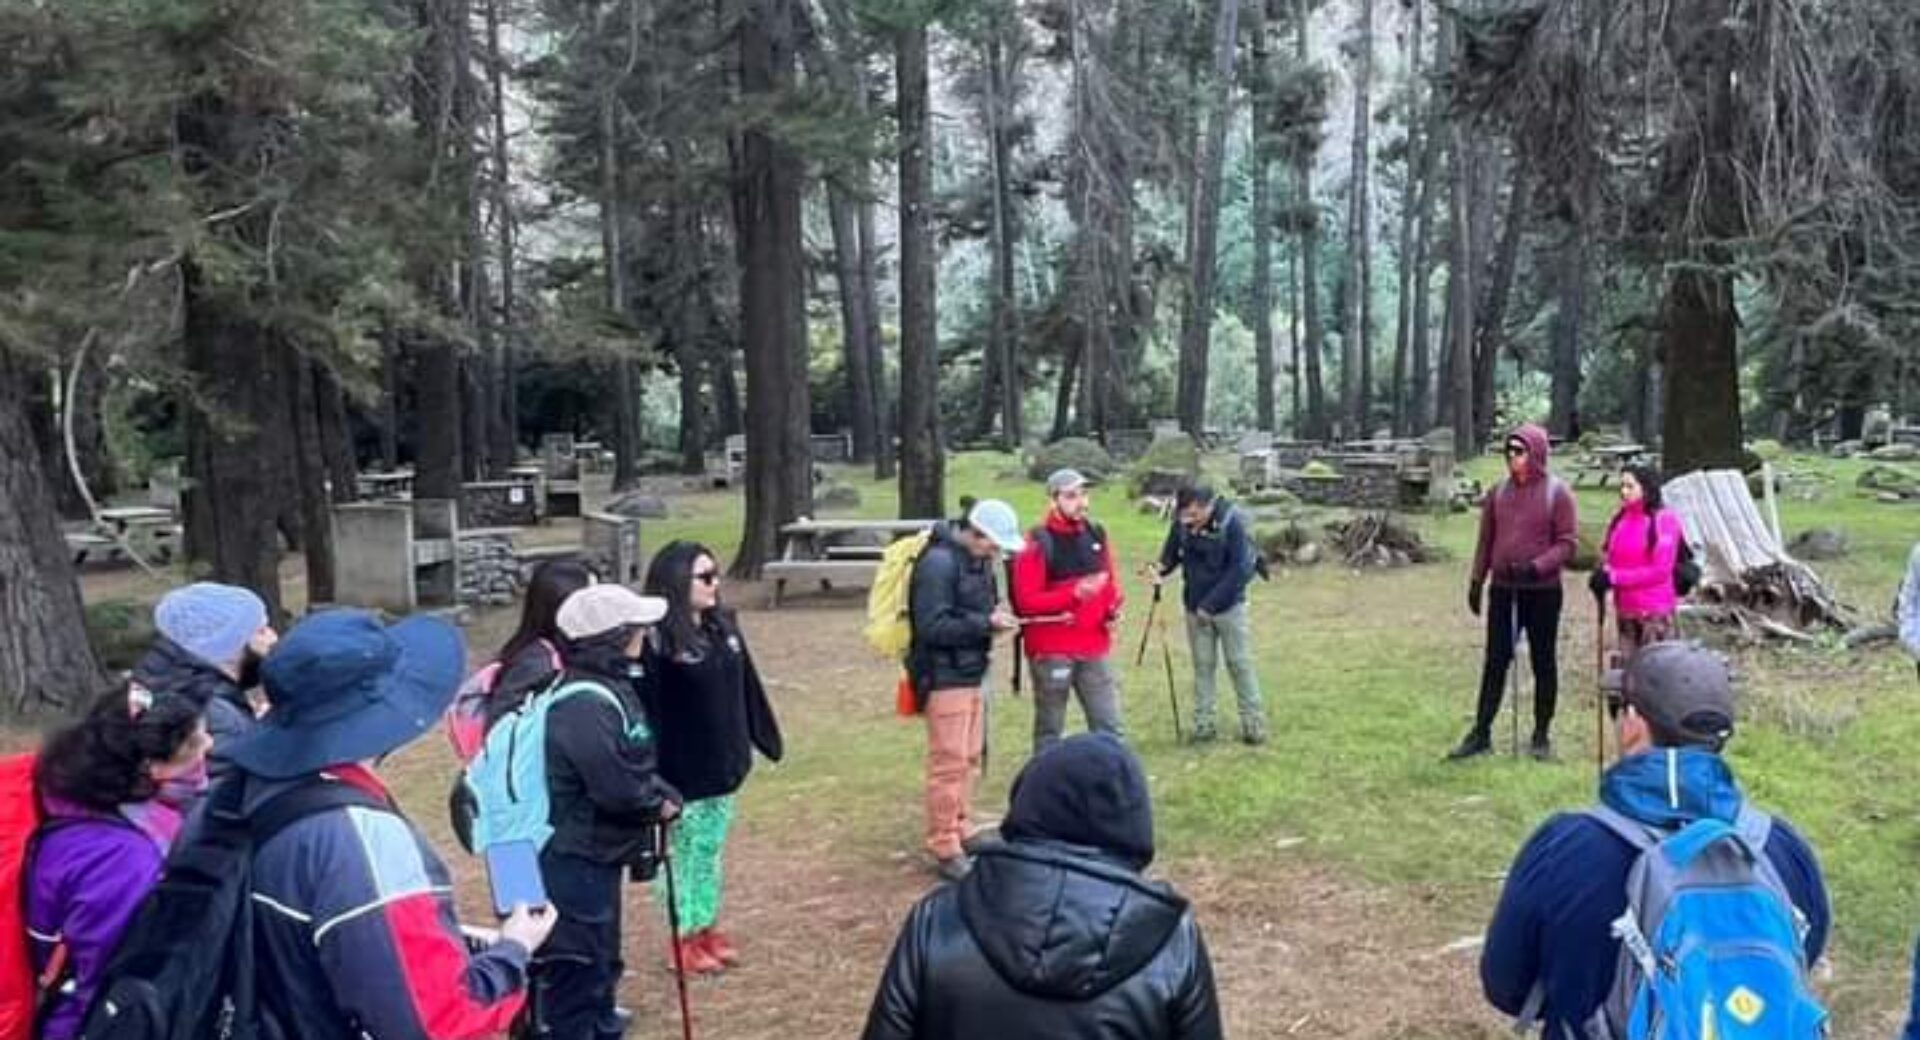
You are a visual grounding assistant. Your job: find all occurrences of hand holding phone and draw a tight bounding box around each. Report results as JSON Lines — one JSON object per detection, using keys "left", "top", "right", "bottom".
{"left": 484, "top": 840, "right": 549, "bottom": 917}
{"left": 499, "top": 904, "right": 556, "bottom": 954}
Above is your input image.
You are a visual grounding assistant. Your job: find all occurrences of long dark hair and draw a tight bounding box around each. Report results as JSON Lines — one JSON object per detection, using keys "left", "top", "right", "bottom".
{"left": 36, "top": 683, "right": 204, "bottom": 811}
{"left": 643, "top": 540, "right": 719, "bottom": 659}
{"left": 498, "top": 560, "right": 597, "bottom": 663}
{"left": 1607, "top": 464, "right": 1667, "bottom": 555}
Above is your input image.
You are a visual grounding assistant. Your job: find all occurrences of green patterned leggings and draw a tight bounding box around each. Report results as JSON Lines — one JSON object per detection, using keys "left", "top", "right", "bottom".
{"left": 655, "top": 795, "right": 736, "bottom": 933}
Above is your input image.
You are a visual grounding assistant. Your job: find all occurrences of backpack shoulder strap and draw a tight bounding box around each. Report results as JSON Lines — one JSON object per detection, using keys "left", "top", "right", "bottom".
{"left": 1581, "top": 805, "right": 1662, "bottom": 853}
{"left": 249, "top": 780, "right": 392, "bottom": 843}
{"left": 546, "top": 679, "right": 633, "bottom": 730}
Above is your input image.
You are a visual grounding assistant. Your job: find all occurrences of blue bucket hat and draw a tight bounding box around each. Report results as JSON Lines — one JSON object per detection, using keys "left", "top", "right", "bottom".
{"left": 223, "top": 610, "right": 466, "bottom": 779}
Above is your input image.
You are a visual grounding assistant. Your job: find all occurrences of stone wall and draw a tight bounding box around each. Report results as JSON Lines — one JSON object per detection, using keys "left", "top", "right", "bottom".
{"left": 1279, "top": 466, "right": 1402, "bottom": 509}
{"left": 462, "top": 480, "right": 540, "bottom": 527}
{"left": 460, "top": 534, "right": 521, "bottom": 607}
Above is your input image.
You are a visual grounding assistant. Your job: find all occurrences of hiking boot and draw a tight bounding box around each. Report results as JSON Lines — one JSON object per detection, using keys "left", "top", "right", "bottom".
{"left": 667, "top": 935, "right": 724, "bottom": 975}
{"left": 701, "top": 928, "right": 741, "bottom": 967}
{"left": 1528, "top": 734, "right": 1555, "bottom": 762}
{"left": 934, "top": 854, "right": 973, "bottom": 883}
{"left": 1189, "top": 725, "right": 1219, "bottom": 745}
{"left": 1445, "top": 732, "right": 1493, "bottom": 761}
{"left": 1240, "top": 728, "right": 1268, "bottom": 747}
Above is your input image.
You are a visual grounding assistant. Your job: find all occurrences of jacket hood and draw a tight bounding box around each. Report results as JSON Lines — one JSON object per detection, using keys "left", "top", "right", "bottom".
{"left": 958, "top": 841, "right": 1186, "bottom": 1001}
{"left": 1507, "top": 424, "right": 1552, "bottom": 477}
{"left": 1599, "top": 747, "right": 1744, "bottom": 830}
{"left": 1002, "top": 733, "right": 1154, "bottom": 869}
{"left": 133, "top": 637, "right": 247, "bottom": 712}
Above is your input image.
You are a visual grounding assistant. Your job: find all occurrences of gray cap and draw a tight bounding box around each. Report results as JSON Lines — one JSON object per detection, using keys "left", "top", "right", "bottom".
{"left": 965, "top": 499, "right": 1026, "bottom": 555}
{"left": 1045, "top": 469, "right": 1091, "bottom": 496}
{"left": 1602, "top": 642, "right": 1736, "bottom": 747}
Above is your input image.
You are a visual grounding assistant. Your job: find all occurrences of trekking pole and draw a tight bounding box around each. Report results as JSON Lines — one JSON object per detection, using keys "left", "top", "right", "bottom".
{"left": 660, "top": 823, "right": 695, "bottom": 1040}
{"left": 1593, "top": 591, "right": 1608, "bottom": 785}
{"left": 1135, "top": 582, "right": 1161, "bottom": 668}
{"left": 1154, "top": 589, "right": 1185, "bottom": 744}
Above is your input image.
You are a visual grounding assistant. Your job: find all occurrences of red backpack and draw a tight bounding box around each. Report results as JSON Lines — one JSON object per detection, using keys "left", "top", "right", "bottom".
{"left": 444, "top": 640, "right": 564, "bottom": 763}
{"left": 1, "top": 753, "right": 43, "bottom": 1040}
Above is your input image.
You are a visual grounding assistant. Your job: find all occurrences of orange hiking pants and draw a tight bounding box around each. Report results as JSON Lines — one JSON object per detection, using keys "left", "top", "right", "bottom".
{"left": 923, "top": 686, "right": 984, "bottom": 861}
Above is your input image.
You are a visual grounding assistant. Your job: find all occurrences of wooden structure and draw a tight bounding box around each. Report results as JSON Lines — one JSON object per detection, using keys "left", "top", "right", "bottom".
{"left": 1664, "top": 469, "right": 1848, "bottom": 635}
{"left": 764, "top": 518, "right": 935, "bottom": 607}
{"left": 540, "top": 434, "right": 583, "bottom": 518}
{"left": 355, "top": 470, "right": 416, "bottom": 501}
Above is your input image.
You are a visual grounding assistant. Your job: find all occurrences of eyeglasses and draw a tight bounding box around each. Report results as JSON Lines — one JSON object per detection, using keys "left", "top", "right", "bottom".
{"left": 693, "top": 571, "right": 720, "bottom": 586}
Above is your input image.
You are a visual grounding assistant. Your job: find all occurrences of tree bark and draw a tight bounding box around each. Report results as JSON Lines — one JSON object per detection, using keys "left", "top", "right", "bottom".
{"left": 985, "top": 28, "right": 1023, "bottom": 447}
{"left": 600, "top": 86, "right": 642, "bottom": 492}
{"left": 1445, "top": 81, "right": 1477, "bottom": 456}
{"left": 1052, "top": 339, "right": 1082, "bottom": 442}
{"left": 413, "top": 334, "right": 464, "bottom": 502}
{"left": 1390, "top": 0, "right": 1425, "bottom": 436}
{"left": 485, "top": 0, "right": 519, "bottom": 466}
{"left": 1473, "top": 159, "right": 1529, "bottom": 445}
{"left": 1661, "top": 269, "right": 1742, "bottom": 473}
{"left": 896, "top": 18, "right": 945, "bottom": 518}
{"left": 380, "top": 327, "right": 402, "bottom": 470}
{"left": 0, "top": 344, "right": 103, "bottom": 718}
{"left": 1293, "top": 0, "right": 1328, "bottom": 440}
{"left": 1249, "top": 0, "right": 1276, "bottom": 433}
{"left": 1342, "top": 0, "right": 1374, "bottom": 438}
{"left": 285, "top": 348, "right": 336, "bottom": 605}
{"left": 1409, "top": 37, "right": 1445, "bottom": 436}
{"left": 315, "top": 364, "right": 358, "bottom": 503}
{"left": 1174, "top": 0, "right": 1243, "bottom": 435}
{"left": 828, "top": 185, "right": 880, "bottom": 463}
{"left": 731, "top": 0, "right": 815, "bottom": 574}
{"left": 1547, "top": 224, "right": 1588, "bottom": 438}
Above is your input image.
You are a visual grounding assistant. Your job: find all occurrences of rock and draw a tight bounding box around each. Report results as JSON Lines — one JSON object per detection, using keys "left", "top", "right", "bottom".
{"left": 1125, "top": 433, "right": 1201, "bottom": 497}
{"left": 1787, "top": 528, "right": 1848, "bottom": 560}
{"left": 605, "top": 492, "right": 671, "bottom": 519}
{"left": 1293, "top": 543, "right": 1323, "bottom": 566}
{"left": 1748, "top": 439, "right": 1788, "bottom": 462}
{"left": 1244, "top": 487, "right": 1301, "bottom": 506}
{"left": 1830, "top": 439, "right": 1864, "bottom": 458}
{"left": 816, "top": 484, "right": 862, "bottom": 510}
{"left": 1856, "top": 465, "right": 1919, "bottom": 497}
{"left": 1868, "top": 442, "right": 1920, "bottom": 461}
{"left": 1133, "top": 468, "right": 1190, "bottom": 498}
{"left": 1026, "top": 437, "right": 1117, "bottom": 482}
{"left": 1302, "top": 460, "right": 1338, "bottom": 479}
{"left": 1880, "top": 491, "right": 1909, "bottom": 504}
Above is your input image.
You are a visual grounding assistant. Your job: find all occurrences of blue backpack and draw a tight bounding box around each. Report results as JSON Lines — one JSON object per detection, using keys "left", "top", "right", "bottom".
{"left": 463, "top": 679, "right": 644, "bottom": 853}
{"left": 1580, "top": 804, "right": 1827, "bottom": 1040}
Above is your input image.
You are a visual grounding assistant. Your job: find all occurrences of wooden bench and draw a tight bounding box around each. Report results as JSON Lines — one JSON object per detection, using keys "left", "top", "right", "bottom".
{"left": 519, "top": 544, "right": 586, "bottom": 564}
{"left": 765, "top": 517, "right": 936, "bottom": 606}
{"left": 66, "top": 532, "right": 117, "bottom": 566}
{"left": 823, "top": 544, "right": 886, "bottom": 561}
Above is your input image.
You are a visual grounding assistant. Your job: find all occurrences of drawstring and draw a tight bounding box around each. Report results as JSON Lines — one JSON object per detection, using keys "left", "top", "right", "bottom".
{"left": 1666, "top": 749, "right": 1680, "bottom": 809}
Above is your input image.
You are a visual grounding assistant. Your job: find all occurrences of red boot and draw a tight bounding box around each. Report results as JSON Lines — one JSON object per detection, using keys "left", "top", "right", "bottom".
{"left": 701, "top": 928, "right": 740, "bottom": 967}
{"left": 667, "top": 934, "right": 723, "bottom": 975}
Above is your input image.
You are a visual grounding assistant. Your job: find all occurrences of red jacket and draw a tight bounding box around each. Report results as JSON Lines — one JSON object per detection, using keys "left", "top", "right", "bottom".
{"left": 1010, "top": 511, "right": 1123, "bottom": 660}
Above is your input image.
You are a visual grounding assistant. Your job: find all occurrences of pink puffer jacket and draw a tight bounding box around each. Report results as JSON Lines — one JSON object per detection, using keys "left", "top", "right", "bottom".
{"left": 1604, "top": 501, "right": 1684, "bottom": 620}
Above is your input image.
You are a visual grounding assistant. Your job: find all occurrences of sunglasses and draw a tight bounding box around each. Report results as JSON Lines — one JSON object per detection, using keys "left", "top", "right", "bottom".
{"left": 693, "top": 570, "right": 720, "bottom": 586}
{"left": 1504, "top": 445, "right": 1528, "bottom": 458}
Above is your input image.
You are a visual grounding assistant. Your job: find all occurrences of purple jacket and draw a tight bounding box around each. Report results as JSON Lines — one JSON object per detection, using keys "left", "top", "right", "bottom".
{"left": 1472, "top": 424, "right": 1579, "bottom": 590}
{"left": 26, "top": 810, "right": 166, "bottom": 1040}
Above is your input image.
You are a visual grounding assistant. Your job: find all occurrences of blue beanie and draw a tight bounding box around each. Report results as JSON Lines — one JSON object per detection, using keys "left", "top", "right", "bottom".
{"left": 154, "top": 583, "right": 268, "bottom": 668}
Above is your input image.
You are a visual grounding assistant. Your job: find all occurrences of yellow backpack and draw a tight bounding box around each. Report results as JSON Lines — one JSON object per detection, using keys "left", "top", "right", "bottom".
{"left": 863, "top": 530, "right": 933, "bottom": 660}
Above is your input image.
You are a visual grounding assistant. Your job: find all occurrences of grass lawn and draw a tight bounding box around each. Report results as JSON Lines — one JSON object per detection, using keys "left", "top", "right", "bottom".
{"left": 45, "top": 446, "right": 1920, "bottom": 1035}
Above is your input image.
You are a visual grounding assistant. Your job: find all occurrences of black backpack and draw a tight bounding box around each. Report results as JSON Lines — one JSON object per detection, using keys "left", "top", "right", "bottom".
{"left": 77, "top": 776, "right": 386, "bottom": 1040}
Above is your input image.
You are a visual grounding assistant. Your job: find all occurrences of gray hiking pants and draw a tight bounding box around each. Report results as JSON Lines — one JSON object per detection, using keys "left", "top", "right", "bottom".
{"left": 1186, "top": 603, "right": 1267, "bottom": 739}
{"left": 1030, "top": 656, "right": 1124, "bottom": 753}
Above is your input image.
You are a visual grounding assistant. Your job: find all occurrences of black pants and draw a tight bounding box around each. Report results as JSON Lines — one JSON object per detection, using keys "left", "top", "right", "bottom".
{"left": 531, "top": 853, "right": 626, "bottom": 1040}
{"left": 1472, "top": 585, "right": 1562, "bottom": 739}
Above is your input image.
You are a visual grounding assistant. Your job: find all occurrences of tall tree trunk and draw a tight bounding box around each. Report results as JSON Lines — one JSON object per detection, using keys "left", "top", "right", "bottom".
{"left": 315, "top": 364, "right": 357, "bottom": 503}
{"left": 413, "top": 335, "right": 464, "bottom": 502}
{"left": 985, "top": 29, "right": 1023, "bottom": 448}
{"left": 1342, "top": 0, "right": 1374, "bottom": 438}
{"left": 380, "top": 328, "right": 402, "bottom": 470}
{"left": 1288, "top": 215, "right": 1302, "bottom": 433}
{"left": 461, "top": 357, "right": 489, "bottom": 482}
{"left": 860, "top": 195, "right": 894, "bottom": 479}
{"left": 1661, "top": 269, "right": 1742, "bottom": 472}
{"left": 1445, "top": 46, "right": 1477, "bottom": 456}
{"left": 828, "top": 186, "right": 880, "bottom": 462}
{"left": 896, "top": 18, "right": 944, "bottom": 518}
{"left": 1293, "top": 0, "right": 1327, "bottom": 440}
{"left": 1248, "top": 0, "right": 1276, "bottom": 433}
{"left": 732, "top": 0, "right": 815, "bottom": 574}
{"left": 1390, "top": 0, "right": 1426, "bottom": 436}
{"left": 1547, "top": 224, "right": 1588, "bottom": 438}
{"left": 485, "top": 0, "right": 519, "bottom": 466}
{"left": 1052, "top": 341, "right": 1081, "bottom": 442}
{"left": 599, "top": 83, "right": 642, "bottom": 492}
{"left": 285, "top": 347, "right": 336, "bottom": 605}
{"left": 0, "top": 344, "right": 103, "bottom": 717}
{"left": 410, "top": 0, "right": 470, "bottom": 504}
{"left": 1409, "top": 50, "right": 1445, "bottom": 434}
{"left": 1174, "top": 0, "right": 1243, "bottom": 435}
{"left": 1473, "top": 160, "right": 1529, "bottom": 445}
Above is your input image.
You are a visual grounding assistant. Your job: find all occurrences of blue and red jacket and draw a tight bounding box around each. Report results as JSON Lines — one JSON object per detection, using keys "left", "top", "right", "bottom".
{"left": 245, "top": 766, "right": 528, "bottom": 1039}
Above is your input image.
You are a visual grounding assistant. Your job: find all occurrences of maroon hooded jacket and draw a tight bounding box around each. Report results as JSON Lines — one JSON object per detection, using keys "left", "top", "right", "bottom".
{"left": 1471, "top": 424, "right": 1579, "bottom": 590}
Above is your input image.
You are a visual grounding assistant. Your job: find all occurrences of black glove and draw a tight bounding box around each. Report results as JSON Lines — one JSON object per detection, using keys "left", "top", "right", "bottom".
{"left": 1588, "top": 568, "right": 1612, "bottom": 598}
{"left": 1467, "top": 581, "right": 1483, "bottom": 617}
{"left": 1505, "top": 560, "right": 1541, "bottom": 584}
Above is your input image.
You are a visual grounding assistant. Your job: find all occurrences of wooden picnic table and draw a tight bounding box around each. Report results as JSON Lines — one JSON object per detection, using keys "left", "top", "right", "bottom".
{"left": 73, "top": 507, "right": 179, "bottom": 565}
{"left": 1571, "top": 444, "right": 1651, "bottom": 488}
{"left": 96, "top": 506, "right": 174, "bottom": 533}
{"left": 765, "top": 518, "right": 936, "bottom": 607}
{"left": 357, "top": 470, "right": 416, "bottom": 499}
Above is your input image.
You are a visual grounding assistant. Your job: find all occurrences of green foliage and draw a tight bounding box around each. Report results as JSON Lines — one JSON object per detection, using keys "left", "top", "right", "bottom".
{"left": 1025, "top": 436, "right": 1116, "bottom": 482}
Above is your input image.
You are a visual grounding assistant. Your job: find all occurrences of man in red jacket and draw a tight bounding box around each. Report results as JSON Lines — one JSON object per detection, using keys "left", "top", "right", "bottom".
{"left": 1011, "top": 469, "right": 1126, "bottom": 753}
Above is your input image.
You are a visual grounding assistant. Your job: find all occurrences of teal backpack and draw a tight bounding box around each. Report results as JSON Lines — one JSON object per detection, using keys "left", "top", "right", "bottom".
{"left": 463, "top": 679, "right": 647, "bottom": 853}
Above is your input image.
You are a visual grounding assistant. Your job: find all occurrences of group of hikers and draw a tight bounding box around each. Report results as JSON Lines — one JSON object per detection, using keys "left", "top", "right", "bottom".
{"left": 6, "top": 422, "right": 1920, "bottom": 1039}
{"left": 4, "top": 540, "right": 781, "bottom": 1039}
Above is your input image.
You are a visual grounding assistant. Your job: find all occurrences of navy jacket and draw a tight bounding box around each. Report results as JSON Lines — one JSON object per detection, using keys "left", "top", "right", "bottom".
{"left": 908, "top": 522, "right": 999, "bottom": 693}
{"left": 132, "top": 638, "right": 256, "bottom": 779}
{"left": 1156, "top": 503, "right": 1255, "bottom": 616}
{"left": 1481, "top": 748, "right": 1829, "bottom": 1038}
{"left": 1904, "top": 937, "right": 1920, "bottom": 1040}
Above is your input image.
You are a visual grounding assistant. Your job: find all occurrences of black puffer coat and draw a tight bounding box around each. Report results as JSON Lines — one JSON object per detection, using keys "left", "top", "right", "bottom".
{"left": 906, "top": 522, "right": 1000, "bottom": 697}
{"left": 860, "top": 840, "right": 1223, "bottom": 1040}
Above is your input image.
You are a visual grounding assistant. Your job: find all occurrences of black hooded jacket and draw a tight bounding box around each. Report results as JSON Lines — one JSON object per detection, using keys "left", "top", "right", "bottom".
{"left": 132, "top": 637, "right": 255, "bottom": 779}
{"left": 542, "top": 632, "right": 681, "bottom": 865}
{"left": 907, "top": 521, "right": 1000, "bottom": 694}
{"left": 860, "top": 841, "right": 1221, "bottom": 1040}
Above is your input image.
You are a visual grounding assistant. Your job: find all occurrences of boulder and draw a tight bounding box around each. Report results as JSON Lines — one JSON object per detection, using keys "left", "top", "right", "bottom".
{"left": 1868, "top": 442, "right": 1920, "bottom": 462}
{"left": 1856, "top": 465, "right": 1919, "bottom": 497}
{"left": 1244, "top": 487, "right": 1301, "bottom": 506}
{"left": 1293, "top": 543, "right": 1323, "bottom": 566}
{"left": 1786, "top": 528, "right": 1848, "bottom": 561}
{"left": 1747, "top": 439, "right": 1788, "bottom": 462}
{"left": 1829, "top": 439, "right": 1864, "bottom": 458}
{"left": 1126, "top": 433, "right": 1201, "bottom": 496}
{"left": 1026, "top": 437, "right": 1117, "bottom": 482}
{"left": 604, "top": 492, "right": 671, "bottom": 519}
